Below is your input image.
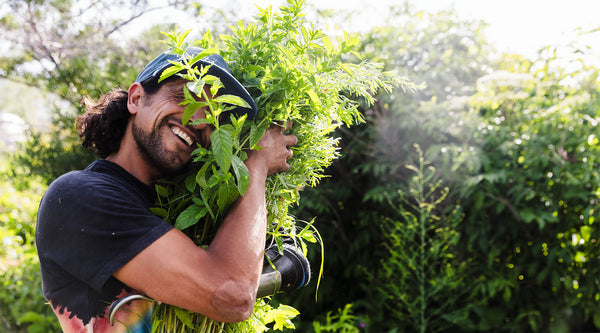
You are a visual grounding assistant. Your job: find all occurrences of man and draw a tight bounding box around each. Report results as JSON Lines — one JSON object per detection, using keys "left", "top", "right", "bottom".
{"left": 35, "top": 48, "right": 297, "bottom": 332}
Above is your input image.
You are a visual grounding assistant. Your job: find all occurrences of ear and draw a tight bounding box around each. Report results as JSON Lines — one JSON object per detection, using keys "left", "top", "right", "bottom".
{"left": 127, "top": 82, "right": 145, "bottom": 115}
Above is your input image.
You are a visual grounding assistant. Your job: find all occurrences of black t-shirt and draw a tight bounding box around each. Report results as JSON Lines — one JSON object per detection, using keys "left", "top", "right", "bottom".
{"left": 36, "top": 160, "right": 173, "bottom": 328}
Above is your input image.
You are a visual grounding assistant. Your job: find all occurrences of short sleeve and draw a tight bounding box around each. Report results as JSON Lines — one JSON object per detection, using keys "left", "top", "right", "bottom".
{"left": 36, "top": 170, "right": 173, "bottom": 292}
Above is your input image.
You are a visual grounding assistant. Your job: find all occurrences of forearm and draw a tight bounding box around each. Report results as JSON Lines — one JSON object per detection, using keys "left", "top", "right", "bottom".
{"left": 206, "top": 157, "right": 269, "bottom": 292}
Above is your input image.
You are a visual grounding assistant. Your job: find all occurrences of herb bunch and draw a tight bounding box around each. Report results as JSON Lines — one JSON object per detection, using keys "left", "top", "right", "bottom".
{"left": 150, "top": 0, "right": 414, "bottom": 331}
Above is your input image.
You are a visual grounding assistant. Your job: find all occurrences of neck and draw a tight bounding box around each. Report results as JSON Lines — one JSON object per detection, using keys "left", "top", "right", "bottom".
{"left": 106, "top": 135, "right": 160, "bottom": 186}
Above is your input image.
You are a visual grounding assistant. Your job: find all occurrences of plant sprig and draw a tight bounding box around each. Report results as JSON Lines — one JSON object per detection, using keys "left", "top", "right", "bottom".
{"left": 150, "top": 1, "right": 416, "bottom": 331}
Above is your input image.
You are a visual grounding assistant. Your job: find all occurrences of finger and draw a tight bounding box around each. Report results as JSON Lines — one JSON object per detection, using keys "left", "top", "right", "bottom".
{"left": 285, "top": 134, "right": 298, "bottom": 147}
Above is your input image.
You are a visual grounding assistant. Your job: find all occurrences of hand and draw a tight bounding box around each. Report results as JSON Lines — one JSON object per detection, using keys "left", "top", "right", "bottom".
{"left": 248, "top": 121, "right": 297, "bottom": 176}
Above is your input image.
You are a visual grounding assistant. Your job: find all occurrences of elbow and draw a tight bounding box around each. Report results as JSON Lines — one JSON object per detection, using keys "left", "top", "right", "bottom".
{"left": 210, "top": 279, "right": 258, "bottom": 322}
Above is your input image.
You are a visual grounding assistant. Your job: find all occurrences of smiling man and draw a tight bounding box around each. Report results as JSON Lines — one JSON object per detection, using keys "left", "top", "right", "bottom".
{"left": 35, "top": 48, "right": 297, "bottom": 332}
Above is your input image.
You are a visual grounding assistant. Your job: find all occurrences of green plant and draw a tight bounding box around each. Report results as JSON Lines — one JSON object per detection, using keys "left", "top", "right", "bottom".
{"left": 364, "top": 145, "right": 469, "bottom": 332}
{"left": 0, "top": 177, "right": 61, "bottom": 333}
{"left": 148, "top": 1, "right": 415, "bottom": 332}
{"left": 458, "top": 52, "right": 600, "bottom": 331}
{"left": 312, "top": 304, "right": 359, "bottom": 333}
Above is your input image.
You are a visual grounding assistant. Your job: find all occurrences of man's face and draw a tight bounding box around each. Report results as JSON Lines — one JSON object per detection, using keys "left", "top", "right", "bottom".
{"left": 131, "top": 79, "right": 213, "bottom": 177}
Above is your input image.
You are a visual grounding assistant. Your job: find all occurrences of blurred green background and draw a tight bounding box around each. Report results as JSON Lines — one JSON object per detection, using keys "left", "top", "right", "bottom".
{"left": 0, "top": 0, "right": 598, "bottom": 332}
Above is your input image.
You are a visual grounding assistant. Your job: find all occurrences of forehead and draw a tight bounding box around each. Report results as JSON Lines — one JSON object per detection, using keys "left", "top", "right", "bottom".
{"left": 158, "top": 79, "right": 186, "bottom": 95}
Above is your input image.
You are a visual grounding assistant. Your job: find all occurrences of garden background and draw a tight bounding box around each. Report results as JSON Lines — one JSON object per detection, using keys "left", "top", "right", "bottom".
{"left": 0, "top": 0, "right": 598, "bottom": 332}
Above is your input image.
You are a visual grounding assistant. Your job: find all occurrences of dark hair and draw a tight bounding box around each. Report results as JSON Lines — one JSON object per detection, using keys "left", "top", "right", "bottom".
{"left": 76, "top": 76, "right": 175, "bottom": 158}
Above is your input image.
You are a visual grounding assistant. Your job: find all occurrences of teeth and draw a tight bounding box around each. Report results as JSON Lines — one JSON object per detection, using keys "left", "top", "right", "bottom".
{"left": 170, "top": 127, "right": 193, "bottom": 146}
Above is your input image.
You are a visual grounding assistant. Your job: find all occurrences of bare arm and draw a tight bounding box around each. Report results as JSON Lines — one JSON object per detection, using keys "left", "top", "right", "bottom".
{"left": 114, "top": 124, "right": 296, "bottom": 322}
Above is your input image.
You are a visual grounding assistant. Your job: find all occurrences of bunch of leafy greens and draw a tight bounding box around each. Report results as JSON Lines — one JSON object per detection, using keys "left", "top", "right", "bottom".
{"left": 149, "top": 0, "right": 415, "bottom": 331}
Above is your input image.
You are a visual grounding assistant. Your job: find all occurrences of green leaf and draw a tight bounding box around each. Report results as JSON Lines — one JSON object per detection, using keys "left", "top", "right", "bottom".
{"left": 195, "top": 162, "right": 211, "bottom": 189}
{"left": 189, "top": 48, "right": 218, "bottom": 66}
{"left": 271, "top": 304, "right": 300, "bottom": 330}
{"left": 306, "top": 89, "right": 322, "bottom": 109}
{"left": 159, "top": 63, "right": 184, "bottom": 82}
{"left": 185, "top": 174, "right": 196, "bottom": 193}
{"left": 321, "top": 35, "right": 334, "bottom": 54}
{"left": 214, "top": 94, "right": 251, "bottom": 108}
{"left": 216, "top": 181, "right": 239, "bottom": 213}
{"left": 173, "top": 306, "right": 194, "bottom": 328}
{"left": 155, "top": 184, "right": 169, "bottom": 198}
{"left": 186, "top": 80, "right": 205, "bottom": 96}
{"left": 174, "top": 204, "right": 207, "bottom": 230}
{"left": 149, "top": 207, "right": 168, "bottom": 218}
{"left": 183, "top": 101, "right": 208, "bottom": 126}
{"left": 250, "top": 123, "right": 266, "bottom": 149}
{"left": 231, "top": 155, "right": 250, "bottom": 195}
{"left": 210, "top": 127, "right": 233, "bottom": 172}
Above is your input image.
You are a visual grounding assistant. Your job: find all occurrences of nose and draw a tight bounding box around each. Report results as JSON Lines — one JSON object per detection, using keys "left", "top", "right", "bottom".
{"left": 188, "top": 108, "right": 208, "bottom": 127}
{"left": 186, "top": 109, "right": 213, "bottom": 148}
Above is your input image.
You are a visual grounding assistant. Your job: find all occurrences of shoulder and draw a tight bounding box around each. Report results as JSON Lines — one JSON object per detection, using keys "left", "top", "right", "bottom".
{"left": 41, "top": 169, "right": 116, "bottom": 208}
{"left": 43, "top": 160, "right": 150, "bottom": 206}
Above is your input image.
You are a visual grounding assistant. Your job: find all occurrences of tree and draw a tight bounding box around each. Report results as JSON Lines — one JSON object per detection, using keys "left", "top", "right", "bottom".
{"left": 287, "top": 4, "right": 494, "bottom": 331}
{"left": 456, "top": 48, "right": 600, "bottom": 331}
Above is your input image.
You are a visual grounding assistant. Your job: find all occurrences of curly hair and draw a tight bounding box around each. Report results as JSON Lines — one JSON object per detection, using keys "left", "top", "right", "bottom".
{"left": 76, "top": 76, "right": 173, "bottom": 158}
{"left": 77, "top": 89, "right": 130, "bottom": 159}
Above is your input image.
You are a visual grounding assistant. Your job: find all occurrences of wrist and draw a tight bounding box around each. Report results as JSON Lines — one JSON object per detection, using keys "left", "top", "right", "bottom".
{"left": 244, "top": 153, "right": 269, "bottom": 181}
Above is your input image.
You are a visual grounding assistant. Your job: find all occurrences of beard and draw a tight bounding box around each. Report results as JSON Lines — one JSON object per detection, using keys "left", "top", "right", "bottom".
{"left": 131, "top": 119, "right": 191, "bottom": 178}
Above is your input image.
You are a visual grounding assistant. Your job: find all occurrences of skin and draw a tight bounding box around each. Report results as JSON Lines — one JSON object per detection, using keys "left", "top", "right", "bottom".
{"left": 109, "top": 79, "right": 297, "bottom": 322}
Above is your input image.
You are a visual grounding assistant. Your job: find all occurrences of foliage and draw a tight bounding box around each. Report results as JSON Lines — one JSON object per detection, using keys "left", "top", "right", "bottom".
{"left": 7, "top": 110, "right": 96, "bottom": 187}
{"left": 0, "top": 172, "right": 61, "bottom": 332}
{"left": 455, "top": 51, "right": 600, "bottom": 331}
{"left": 1, "top": 1, "right": 598, "bottom": 332}
{"left": 148, "top": 1, "right": 414, "bottom": 331}
{"left": 288, "top": 6, "right": 599, "bottom": 333}
{"left": 360, "top": 3, "right": 492, "bottom": 102}
{"left": 312, "top": 304, "right": 360, "bottom": 333}
{"left": 0, "top": 1, "right": 243, "bottom": 331}
{"left": 0, "top": 0, "right": 193, "bottom": 186}
{"left": 285, "top": 6, "right": 492, "bottom": 332}
{"left": 365, "top": 146, "right": 469, "bottom": 332}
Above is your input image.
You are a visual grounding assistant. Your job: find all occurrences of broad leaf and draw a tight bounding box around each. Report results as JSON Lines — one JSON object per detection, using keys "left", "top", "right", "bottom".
{"left": 174, "top": 204, "right": 207, "bottom": 230}
{"left": 210, "top": 127, "right": 233, "bottom": 172}
{"left": 231, "top": 155, "right": 250, "bottom": 195}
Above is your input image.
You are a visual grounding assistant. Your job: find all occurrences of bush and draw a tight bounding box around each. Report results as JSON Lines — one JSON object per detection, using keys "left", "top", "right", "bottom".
{"left": 455, "top": 58, "right": 600, "bottom": 331}
{"left": 0, "top": 177, "right": 61, "bottom": 332}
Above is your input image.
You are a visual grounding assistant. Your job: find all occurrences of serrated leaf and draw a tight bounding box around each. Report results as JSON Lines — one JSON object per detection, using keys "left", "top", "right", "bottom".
{"left": 183, "top": 101, "right": 208, "bottom": 126}
{"left": 155, "top": 184, "right": 169, "bottom": 198}
{"left": 149, "top": 207, "right": 168, "bottom": 218}
{"left": 175, "top": 204, "right": 206, "bottom": 230}
{"left": 173, "top": 307, "right": 194, "bottom": 328}
{"left": 186, "top": 80, "right": 205, "bottom": 96}
{"left": 185, "top": 174, "right": 196, "bottom": 193}
{"left": 216, "top": 181, "right": 239, "bottom": 214}
{"left": 321, "top": 35, "right": 334, "bottom": 54}
{"left": 231, "top": 155, "right": 250, "bottom": 195}
{"left": 300, "top": 230, "right": 317, "bottom": 243}
{"left": 306, "top": 89, "right": 321, "bottom": 109}
{"left": 211, "top": 127, "right": 233, "bottom": 172}
{"left": 159, "top": 63, "right": 184, "bottom": 82}
{"left": 250, "top": 123, "right": 266, "bottom": 149}
{"left": 189, "top": 48, "right": 217, "bottom": 67}
{"left": 214, "top": 94, "right": 251, "bottom": 108}
{"left": 189, "top": 118, "right": 211, "bottom": 126}
{"left": 271, "top": 304, "right": 300, "bottom": 330}
{"left": 195, "top": 162, "right": 211, "bottom": 189}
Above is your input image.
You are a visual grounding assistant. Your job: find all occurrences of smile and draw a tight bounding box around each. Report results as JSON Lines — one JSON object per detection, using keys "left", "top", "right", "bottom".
{"left": 170, "top": 126, "right": 193, "bottom": 146}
